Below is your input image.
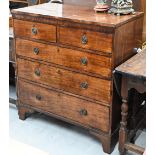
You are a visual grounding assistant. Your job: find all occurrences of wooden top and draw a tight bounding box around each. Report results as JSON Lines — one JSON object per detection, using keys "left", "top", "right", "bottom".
{"left": 12, "top": 3, "right": 143, "bottom": 28}
{"left": 115, "top": 48, "right": 146, "bottom": 79}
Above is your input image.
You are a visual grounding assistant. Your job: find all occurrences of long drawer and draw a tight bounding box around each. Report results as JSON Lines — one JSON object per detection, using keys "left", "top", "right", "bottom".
{"left": 17, "top": 58, "right": 112, "bottom": 104}
{"left": 14, "top": 19, "right": 56, "bottom": 42}
{"left": 16, "top": 39, "right": 112, "bottom": 78}
{"left": 58, "top": 26, "right": 113, "bottom": 54}
{"left": 18, "top": 80, "right": 110, "bottom": 132}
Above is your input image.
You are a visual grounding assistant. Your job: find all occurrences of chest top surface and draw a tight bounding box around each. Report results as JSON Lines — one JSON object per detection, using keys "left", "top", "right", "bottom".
{"left": 115, "top": 48, "right": 146, "bottom": 79}
{"left": 12, "top": 3, "right": 143, "bottom": 28}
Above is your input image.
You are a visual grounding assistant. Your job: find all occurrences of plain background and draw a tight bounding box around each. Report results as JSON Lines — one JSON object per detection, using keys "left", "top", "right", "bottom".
{"left": 0, "top": 0, "right": 154, "bottom": 154}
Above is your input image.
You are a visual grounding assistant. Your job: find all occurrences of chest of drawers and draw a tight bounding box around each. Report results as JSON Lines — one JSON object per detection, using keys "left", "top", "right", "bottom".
{"left": 12, "top": 3, "right": 143, "bottom": 154}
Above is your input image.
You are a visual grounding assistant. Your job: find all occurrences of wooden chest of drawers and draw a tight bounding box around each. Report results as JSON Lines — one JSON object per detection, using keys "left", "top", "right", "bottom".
{"left": 12, "top": 3, "right": 143, "bottom": 154}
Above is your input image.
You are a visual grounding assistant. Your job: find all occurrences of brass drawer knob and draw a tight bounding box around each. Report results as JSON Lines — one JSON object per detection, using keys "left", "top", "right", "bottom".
{"left": 35, "top": 69, "right": 40, "bottom": 76}
{"left": 31, "top": 27, "right": 38, "bottom": 35}
{"left": 36, "top": 95, "right": 41, "bottom": 101}
{"left": 80, "top": 109, "right": 88, "bottom": 116}
{"left": 80, "top": 82, "right": 88, "bottom": 89}
{"left": 33, "top": 48, "right": 39, "bottom": 55}
{"left": 81, "top": 35, "right": 88, "bottom": 44}
{"left": 81, "top": 57, "right": 88, "bottom": 65}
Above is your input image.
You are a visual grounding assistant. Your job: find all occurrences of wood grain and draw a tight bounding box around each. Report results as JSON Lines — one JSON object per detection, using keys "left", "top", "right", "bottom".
{"left": 117, "top": 52, "right": 146, "bottom": 154}
{"left": 12, "top": 3, "right": 143, "bottom": 28}
{"left": 17, "top": 58, "right": 112, "bottom": 103}
{"left": 113, "top": 17, "right": 143, "bottom": 68}
{"left": 12, "top": 3, "right": 144, "bottom": 153}
{"left": 18, "top": 80, "right": 110, "bottom": 132}
{"left": 14, "top": 19, "right": 56, "bottom": 42}
{"left": 16, "top": 38, "right": 112, "bottom": 78}
{"left": 115, "top": 49, "right": 146, "bottom": 79}
{"left": 9, "top": 14, "right": 13, "bottom": 27}
{"left": 59, "top": 26, "right": 113, "bottom": 54}
{"left": 125, "top": 143, "right": 145, "bottom": 155}
{"left": 133, "top": 0, "right": 146, "bottom": 42}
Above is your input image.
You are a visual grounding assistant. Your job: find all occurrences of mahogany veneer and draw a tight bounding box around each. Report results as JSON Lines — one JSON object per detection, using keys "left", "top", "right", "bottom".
{"left": 16, "top": 39, "right": 112, "bottom": 78}
{"left": 14, "top": 19, "right": 57, "bottom": 42}
{"left": 17, "top": 58, "right": 112, "bottom": 103}
{"left": 12, "top": 3, "right": 143, "bottom": 154}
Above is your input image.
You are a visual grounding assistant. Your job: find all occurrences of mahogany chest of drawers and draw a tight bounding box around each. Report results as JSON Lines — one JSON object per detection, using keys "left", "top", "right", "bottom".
{"left": 12, "top": 3, "right": 143, "bottom": 154}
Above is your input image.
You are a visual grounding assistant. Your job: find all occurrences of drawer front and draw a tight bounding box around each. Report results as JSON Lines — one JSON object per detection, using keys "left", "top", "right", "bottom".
{"left": 59, "top": 27, "right": 113, "bottom": 54}
{"left": 17, "top": 58, "right": 111, "bottom": 103}
{"left": 16, "top": 39, "right": 112, "bottom": 78}
{"left": 18, "top": 80, "right": 110, "bottom": 132}
{"left": 14, "top": 19, "right": 56, "bottom": 42}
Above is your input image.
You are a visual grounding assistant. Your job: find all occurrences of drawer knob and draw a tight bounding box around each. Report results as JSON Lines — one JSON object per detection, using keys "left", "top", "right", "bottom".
{"left": 80, "top": 82, "right": 88, "bottom": 89}
{"left": 33, "top": 48, "right": 39, "bottom": 55}
{"left": 36, "top": 95, "right": 41, "bottom": 101}
{"left": 81, "top": 57, "right": 88, "bottom": 65}
{"left": 31, "top": 27, "right": 38, "bottom": 35}
{"left": 133, "top": 48, "right": 139, "bottom": 54}
{"left": 35, "top": 69, "right": 40, "bottom": 76}
{"left": 81, "top": 35, "right": 88, "bottom": 44}
{"left": 56, "top": 69, "right": 61, "bottom": 74}
{"left": 80, "top": 109, "right": 88, "bottom": 116}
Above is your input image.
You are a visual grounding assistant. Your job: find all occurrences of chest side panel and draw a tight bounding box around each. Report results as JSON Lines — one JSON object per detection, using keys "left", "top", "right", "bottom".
{"left": 113, "top": 17, "right": 143, "bottom": 68}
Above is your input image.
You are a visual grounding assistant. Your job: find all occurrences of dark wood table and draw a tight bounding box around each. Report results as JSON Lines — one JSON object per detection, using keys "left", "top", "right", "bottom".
{"left": 114, "top": 49, "right": 146, "bottom": 155}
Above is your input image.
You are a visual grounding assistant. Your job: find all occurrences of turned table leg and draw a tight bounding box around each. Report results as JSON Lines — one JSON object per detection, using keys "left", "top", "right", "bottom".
{"left": 119, "top": 99, "right": 128, "bottom": 154}
{"left": 119, "top": 77, "right": 129, "bottom": 154}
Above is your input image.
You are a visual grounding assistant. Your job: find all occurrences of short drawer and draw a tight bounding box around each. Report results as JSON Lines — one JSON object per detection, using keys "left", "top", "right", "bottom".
{"left": 14, "top": 19, "right": 56, "bottom": 42}
{"left": 17, "top": 58, "right": 112, "bottom": 104}
{"left": 18, "top": 80, "right": 110, "bottom": 132}
{"left": 58, "top": 26, "right": 113, "bottom": 54}
{"left": 16, "top": 39, "right": 112, "bottom": 78}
